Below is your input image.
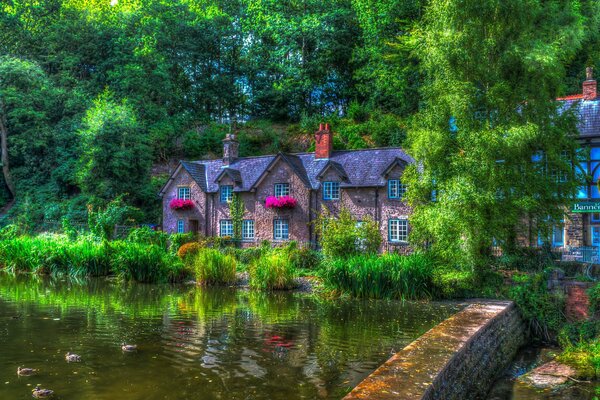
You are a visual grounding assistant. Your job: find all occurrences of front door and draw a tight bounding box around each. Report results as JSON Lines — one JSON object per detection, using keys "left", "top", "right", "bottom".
{"left": 189, "top": 219, "right": 199, "bottom": 234}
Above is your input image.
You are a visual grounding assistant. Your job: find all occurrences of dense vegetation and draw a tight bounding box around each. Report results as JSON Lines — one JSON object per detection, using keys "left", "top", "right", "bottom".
{"left": 1, "top": 0, "right": 599, "bottom": 228}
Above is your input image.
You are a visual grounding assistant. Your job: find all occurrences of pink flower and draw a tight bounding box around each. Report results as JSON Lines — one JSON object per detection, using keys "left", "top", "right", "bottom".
{"left": 169, "top": 199, "right": 195, "bottom": 210}
{"left": 265, "top": 195, "right": 297, "bottom": 209}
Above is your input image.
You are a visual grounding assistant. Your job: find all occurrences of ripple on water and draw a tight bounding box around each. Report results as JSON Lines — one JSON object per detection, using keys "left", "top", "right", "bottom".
{"left": 0, "top": 274, "right": 463, "bottom": 400}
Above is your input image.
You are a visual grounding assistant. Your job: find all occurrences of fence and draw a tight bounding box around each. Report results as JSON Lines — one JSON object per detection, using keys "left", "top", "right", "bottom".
{"left": 561, "top": 246, "right": 600, "bottom": 264}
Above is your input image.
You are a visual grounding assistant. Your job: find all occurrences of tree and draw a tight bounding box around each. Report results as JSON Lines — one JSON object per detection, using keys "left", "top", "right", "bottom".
{"left": 77, "top": 91, "right": 152, "bottom": 205}
{"left": 404, "top": 0, "right": 594, "bottom": 270}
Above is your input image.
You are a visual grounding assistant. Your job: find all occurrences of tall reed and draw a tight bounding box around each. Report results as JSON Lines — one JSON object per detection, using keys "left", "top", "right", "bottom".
{"left": 193, "top": 248, "right": 237, "bottom": 285}
{"left": 320, "top": 253, "right": 435, "bottom": 299}
{"left": 250, "top": 251, "right": 297, "bottom": 290}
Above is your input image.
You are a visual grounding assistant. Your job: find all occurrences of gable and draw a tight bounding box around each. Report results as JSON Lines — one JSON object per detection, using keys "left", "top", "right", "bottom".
{"left": 250, "top": 154, "right": 311, "bottom": 191}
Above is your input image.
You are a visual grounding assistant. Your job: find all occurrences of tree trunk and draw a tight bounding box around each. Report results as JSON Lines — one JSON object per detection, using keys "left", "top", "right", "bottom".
{"left": 0, "top": 99, "right": 15, "bottom": 199}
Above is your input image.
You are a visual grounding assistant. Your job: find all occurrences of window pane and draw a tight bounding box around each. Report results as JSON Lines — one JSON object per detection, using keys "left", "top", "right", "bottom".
{"left": 323, "top": 182, "right": 340, "bottom": 200}
{"left": 178, "top": 187, "right": 191, "bottom": 200}
{"left": 177, "top": 220, "right": 185, "bottom": 233}
{"left": 220, "top": 186, "right": 233, "bottom": 203}
{"left": 592, "top": 185, "right": 600, "bottom": 199}
{"left": 274, "top": 220, "right": 289, "bottom": 240}
{"left": 275, "top": 183, "right": 290, "bottom": 197}
{"left": 578, "top": 186, "right": 588, "bottom": 199}
{"left": 591, "top": 147, "right": 600, "bottom": 160}
{"left": 220, "top": 220, "right": 233, "bottom": 237}
{"left": 553, "top": 226, "right": 564, "bottom": 246}
{"left": 242, "top": 220, "right": 254, "bottom": 240}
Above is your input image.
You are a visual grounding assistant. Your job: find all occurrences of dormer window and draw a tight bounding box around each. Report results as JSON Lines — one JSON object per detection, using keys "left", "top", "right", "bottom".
{"left": 323, "top": 181, "right": 340, "bottom": 200}
{"left": 274, "top": 183, "right": 290, "bottom": 197}
{"left": 388, "top": 180, "right": 407, "bottom": 200}
{"left": 220, "top": 185, "right": 233, "bottom": 203}
{"left": 178, "top": 186, "right": 191, "bottom": 200}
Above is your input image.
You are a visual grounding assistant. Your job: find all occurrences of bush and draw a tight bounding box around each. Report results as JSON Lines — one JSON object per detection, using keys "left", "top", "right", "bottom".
{"left": 319, "top": 253, "right": 434, "bottom": 299}
{"left": 285, "top": 242, "right": 321, "bottom": 271}
{"left": 317, "top": 209, "right": 380, "bottom": 259}
{"left": 169, "top": 232, "right": 196, "bottom": 253}
{"left": 127, "top": 226, "right": 169, "bottom": 249}
{"left": 431, "top": 267, "right": 503, "bottom": 299}
{"left": 588, "top": 283, "right": 600, "bottom": 316}
{"left": 508, "top": 272, "right": 566, "bottom": 341}
{"left": 177, "top": 242, "right": 202, "bottom": 259}
{"left": 193, "top": 248, "right": 237, "bottom": 285}
{"left": 557, "top": 339, "right": 600, "bottom": 379}
{"left": 250, "top": 251, "right": 297, "bottom": 290}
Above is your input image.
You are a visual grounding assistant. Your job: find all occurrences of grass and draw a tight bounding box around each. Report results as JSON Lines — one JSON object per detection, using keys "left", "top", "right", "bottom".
{"left": 250, "top": 251, "right": 297, "bottom": 290}
{"left": 193, "top": 248, "right": 237, "bottom": 285}
{"left": 0, "top": 234, "right": 188, "bottom": 283}
{"left": 319, "top": 253, "right": 435, "bottom": 300}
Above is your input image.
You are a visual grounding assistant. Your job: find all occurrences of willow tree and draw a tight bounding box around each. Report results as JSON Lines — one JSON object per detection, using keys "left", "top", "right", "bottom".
{"left": 404, "top": 0, "right": 596, "bottom": 270}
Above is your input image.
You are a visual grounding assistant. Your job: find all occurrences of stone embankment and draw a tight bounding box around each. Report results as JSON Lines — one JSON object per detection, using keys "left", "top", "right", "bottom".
{"left": 343, "top": 301, "right": 527, "bottom": 400}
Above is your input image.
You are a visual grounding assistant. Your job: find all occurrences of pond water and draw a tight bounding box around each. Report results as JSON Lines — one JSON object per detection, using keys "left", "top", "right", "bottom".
{"left": 0, "top": 273, "right": 462, "bottom": 400}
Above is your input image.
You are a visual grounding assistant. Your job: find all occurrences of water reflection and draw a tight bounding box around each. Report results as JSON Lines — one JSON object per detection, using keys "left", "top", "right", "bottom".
{"left": 0, "top": 273, "right": 462, "bottom": 399}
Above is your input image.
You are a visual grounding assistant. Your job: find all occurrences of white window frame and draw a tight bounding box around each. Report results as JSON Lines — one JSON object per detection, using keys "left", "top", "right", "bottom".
{"left": 220, "top": 185, "right": 233, "bottom": 203}
{"left": 177, "top": 219, "right": 185, "bottom": 234}
{"left": 322, "top": 181, "right": 340, "bottom": 201}
{"left": 177, "top": 186, "right": 191, "bottom": 200}
{"left": 274, "top": 183, "right": 290, "bottom": 197}
{"left": 389, "top": 219, "right": 408, "bottom": 243}
{"left": 220, "top": 219, "right": 233, "bottom": 237}
{"left": 242, "top": 220, "right": 255, "bottom": 241}
{"left": 273, "top": 219, "right": 289, "bottom": 241}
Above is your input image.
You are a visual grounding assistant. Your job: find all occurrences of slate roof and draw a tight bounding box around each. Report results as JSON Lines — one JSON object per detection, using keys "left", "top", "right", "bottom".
{"left": 558, "top": 98, "right": 600, "bottom": 138}
{"left": 170, "top": 147, "right": 413, "bottom": 194}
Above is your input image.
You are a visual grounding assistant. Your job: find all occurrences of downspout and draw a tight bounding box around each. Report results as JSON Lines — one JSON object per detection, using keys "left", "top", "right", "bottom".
{"left": 204, "top": 193, "right": 209, "bottom": 237}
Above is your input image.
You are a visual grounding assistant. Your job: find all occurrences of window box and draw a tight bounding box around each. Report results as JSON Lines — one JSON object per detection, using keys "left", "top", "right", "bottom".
{"left": 265, "top": 195, "right": 298, "bottom": 209}
{"left": 170, "top": 199, "right": 195, "bottom": 210}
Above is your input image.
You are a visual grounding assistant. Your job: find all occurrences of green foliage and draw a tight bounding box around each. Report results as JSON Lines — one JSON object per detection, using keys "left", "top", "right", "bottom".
{"left": 557, "top": 338, "right": 600, "bottom": 379}
{"left": 87, "top": 196, "right": 142, "bottom": 240}
{"left": 127, "top": 226, "right": 169, "bottom": 249}
{"left": 0, "top": 234, "right": 186, "bottom": 283}
{"left": 431, "top": 267, "right": 503, "bottom": 299}
{"left": 405, "top": 0, "right": 591, "bottom": 271}
{"left": 193, "top": 248, "right": 237, "bottom": 286}
{"left": 589, "top": 283, "right": 600, "bottom": 316}
{"left": 317, "top": 209, "right": 381, "bottom": 259}
{"left": 169, "top": 233, "right": 196, "bottom": 253}
{"left": 228, "top": 194, "right": 245, "bottom": 241}
{"left": 508, "top": 272, "right": 566, "bottom": 341}
{"left": 319, "top": 253, "right": 434, "bottom": 300}
{"left": 250, "top": 251, "right": 297, "bottom": 290}
{"left": 286, "top": 242, "right": 322, "bottom": 271}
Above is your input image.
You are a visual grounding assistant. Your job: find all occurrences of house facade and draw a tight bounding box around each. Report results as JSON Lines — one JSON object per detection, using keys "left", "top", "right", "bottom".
{"left": 523, "top": 68, "right": 600, "bottom": 250}
{"left": 160, "top": 124, "right": 413, "bottom": 250}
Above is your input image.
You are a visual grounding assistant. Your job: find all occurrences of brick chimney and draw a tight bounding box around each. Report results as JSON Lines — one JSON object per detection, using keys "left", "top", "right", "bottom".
{"left": 583, "top": 67, "right": 597, "bottom": 100}
{"left": 315, "top": 123, "right": 333, "bottom": 159}
{"left": 222, "top": 133, "right": 239, "bottom": 166}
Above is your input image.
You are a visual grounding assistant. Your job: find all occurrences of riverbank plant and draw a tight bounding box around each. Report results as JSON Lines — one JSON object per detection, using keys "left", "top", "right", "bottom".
{"left": 0, "top": 233, "right": 188, "bottom": 283}
{"left": 193, "top": 248, "right": 237, "bottom": 285}
{"left": 250, "top": 251, "right": 297, "bottom": 290}
{"left": 320, "top": 253, "right": 435, "bottom": 300}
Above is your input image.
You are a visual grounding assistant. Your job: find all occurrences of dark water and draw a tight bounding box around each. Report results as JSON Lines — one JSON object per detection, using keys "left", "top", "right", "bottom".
{"left": 0, "top": 274, "right": 461, "bottom": 400}
{"left": 488, "top": 346, "right": 600, "bottom": 400}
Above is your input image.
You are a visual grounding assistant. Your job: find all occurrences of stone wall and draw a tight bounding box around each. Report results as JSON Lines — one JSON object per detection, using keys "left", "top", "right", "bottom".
{"left": 343, "top": 301, "right": 527, "bottom": 400}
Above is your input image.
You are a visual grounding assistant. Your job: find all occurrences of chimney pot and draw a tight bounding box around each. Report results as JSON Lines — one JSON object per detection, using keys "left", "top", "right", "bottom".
{"left": 583, "top": 67, "right": 597, "bottom": 100}
{"left": 315, "top": 123, "right": 333, "bottom": 159}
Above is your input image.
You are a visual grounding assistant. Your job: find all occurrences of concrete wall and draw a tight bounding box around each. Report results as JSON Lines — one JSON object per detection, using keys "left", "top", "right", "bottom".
{"left": 343, "top": 301, "right": 527, "bottom": 400}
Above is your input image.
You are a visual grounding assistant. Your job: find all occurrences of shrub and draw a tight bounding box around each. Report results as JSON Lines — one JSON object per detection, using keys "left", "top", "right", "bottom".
{"left": 431, "top": 267, "right": 503, "bottom": 299}
{"left": 193, "top": 248, "right": 237, "bottom": 285}
{"left": 589, "top": 283, "right": 600, "bottom": 316}
{"left": 319, "top": 253, "right": 434, "bottom": 299}
{"left": 169, "top": 232, "right": 196, "bottom": 252}
{"left": 557, "top": 339, "right": 600, "bottom": 379}
{"left": 508, "top": 272, "right": 566, "bottom": 341}
{"left": 317, "top": 209, "right": 380, "bottom": 258}
{"left": 177, "top": 242, "right": 202, "bottom": 259}
{"left": 250, "top": 251, "right": 297, "bottom": 290}
{"left": 127, "top": 226, "right": 169, "bottom": 249}
{"left": 286, "top": 243, "right": 321, "bottom": 271}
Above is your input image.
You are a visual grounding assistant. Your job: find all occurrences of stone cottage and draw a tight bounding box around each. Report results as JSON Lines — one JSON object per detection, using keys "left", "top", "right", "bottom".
{"left": 159, "top": 124, "right": 414, "bottom": 250}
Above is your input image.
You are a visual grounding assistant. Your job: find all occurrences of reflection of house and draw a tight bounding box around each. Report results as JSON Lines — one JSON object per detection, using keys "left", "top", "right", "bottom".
{"left": 531, "top": 68, "right": 600, "bottom": 249}
{"left": 160, "top": 124, "right": 413, "bottom": 249}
